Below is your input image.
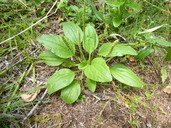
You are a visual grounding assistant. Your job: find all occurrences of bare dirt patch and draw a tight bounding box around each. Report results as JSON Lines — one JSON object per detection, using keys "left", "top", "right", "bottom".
{"left": 21, "top": 56, "right": 171, "bottom": 128}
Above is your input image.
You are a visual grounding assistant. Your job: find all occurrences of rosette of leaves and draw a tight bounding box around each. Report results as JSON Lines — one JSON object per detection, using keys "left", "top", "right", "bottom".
{"left": 37, "top": 22, "right": 143, "bottom": 104}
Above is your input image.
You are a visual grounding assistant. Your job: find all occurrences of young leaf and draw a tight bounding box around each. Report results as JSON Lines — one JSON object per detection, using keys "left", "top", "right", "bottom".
{"left": 61, "top": 22, "right": 83, "bottom": 45}
{"left": 47, "top": 69, "right": 75, "bottom": 94}
{"left": 98, "top": 43, "right": 137, "bottom": 57}
{"left": 86, "top": 78, "right": 96, "bottom": 92}
{"left": 112, "top": 16, "right": 122, "bottom": 27}
{"left": 110, "top": 64, "right": 143, "bottom": 87}
{"left": 161, "top": 67, "right": 167, "bottom": 83}
{"left": 127, "top": 2, "right": 141, "bottom": 12}
{"left": 38, "top": 51, "right": 65, "bottom": 66}
{"left": 37, "top": 35, "right": 75, "bottom": 58}
{"left": 61, "top": 80, "right": 81, "bottom": 104}
{"left": 84, "top": 57, "right": 112, "bottom": 82}
{"left": 136, "top": 46, "right": 154, "bottom": 59}
{"left": 83, "top": 24, "right": 98, "bottom": 54}
{"left": 78, "top": 60, "right": 88, "bottom": 70}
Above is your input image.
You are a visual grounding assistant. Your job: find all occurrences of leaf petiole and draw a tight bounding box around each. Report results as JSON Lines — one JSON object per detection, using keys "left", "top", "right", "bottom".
{"left": 62, "top": 36, "right": 81, "bottom": 62}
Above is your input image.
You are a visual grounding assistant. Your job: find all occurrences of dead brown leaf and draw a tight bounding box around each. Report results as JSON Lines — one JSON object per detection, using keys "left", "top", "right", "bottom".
{"left": 21, "top": 90, "right": 40, "bottom": 102}
{"left": 19, "top": 87, "right": 36, "bottom": 92}
{"left": 163, "top": 85, "right": 171, "bottom": 94}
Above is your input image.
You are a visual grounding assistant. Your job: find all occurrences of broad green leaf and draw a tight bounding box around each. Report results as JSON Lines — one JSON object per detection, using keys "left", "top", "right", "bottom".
{"left": 84, "top": 57, "right": 112, "bottom": 82}
{"left": 110, "top": 64, "right": 143, "bottom": 87}
{"left": 47, "top": 69, "right": 75, "bottom": 94}
{"left": 98, "top": 43, "right": 111, "bottom": 56}
{"left": 112, "top": 17, "right": 122, "bottom": 27}
{"left": 98, "top": 43, "right": 137, "bottom": 57}
{"left": 127, "top": 2, "right": 141, "bottom": 12}
{"left": 61, "top": 22, "right": 83, "bottom": 45}
{"left": 106, "top": 1, "right": 125, "bottom": 7}
{"left": 161, "top": 67, "right": 167, "bottom": 83}
{"left": 86, "top": 78, "right": 96, "bottom": 92}
{"left": 61, "top": 80, "right": 81, "bottom": 104}
{"left": 38, "top": 51, "right": 65, "bottom": 66}
{"left": 136, "top": 46, "right": 154, "bottom": 59}
{"left": 149, "top": 38, "right": 171, "bottom": 47}
{"left": 83, "top": 24, "right": 98, "bottom": 54}
{"left": 37, "top": 35, "right": 75, "bottom": 58}
{"left": 164, "top": 48, "right": 171, "bottom": 61}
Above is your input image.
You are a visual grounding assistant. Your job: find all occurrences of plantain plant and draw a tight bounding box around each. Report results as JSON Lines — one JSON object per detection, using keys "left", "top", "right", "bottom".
{"left": 37, "top": 22, "right": 143, "bottom": 104}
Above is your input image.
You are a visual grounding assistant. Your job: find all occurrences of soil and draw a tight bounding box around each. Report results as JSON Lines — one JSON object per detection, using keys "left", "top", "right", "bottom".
{"left": 21, "top": 61, "right": 171, "bottom": 128}
{"left": 18, "top": 55, "right": 171, "bottom": 128}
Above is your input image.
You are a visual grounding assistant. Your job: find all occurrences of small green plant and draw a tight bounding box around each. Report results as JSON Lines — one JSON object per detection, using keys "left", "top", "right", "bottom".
{"left": 130, "top": 120, "right": 139, "bottom": 125}
{"left": 104, "top": 0, "right": 141, "bottom": 27}
{"left": 59, "top": 0, "right": 97, "bottom": 25}
{"left": 135, "top": 31, "right": 171, "bottom": 62}
{"left": 59, "top": 0, "right": 141, "bottom": 28}
{"left": 161, "top": 65, "right": 171, "bottom": 83}
{"left": 37, "top": 22, "right": 143, "bottom": 104}
{"left": 145, "top": 91, "right": 155, "bottom": 100}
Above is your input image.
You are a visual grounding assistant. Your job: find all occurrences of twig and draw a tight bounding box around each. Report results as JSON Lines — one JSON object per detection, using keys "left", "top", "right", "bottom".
{"left": 0, "top": 0, "right": 63, "bottom": 45}
{"left": 22, "top": 89, "right": 48, "bottom": 122}
{"left": 0, "top": 113, "right": 24, "bottom": 119}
